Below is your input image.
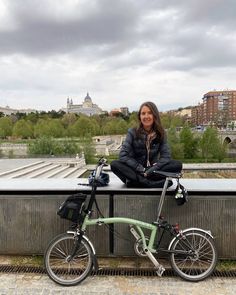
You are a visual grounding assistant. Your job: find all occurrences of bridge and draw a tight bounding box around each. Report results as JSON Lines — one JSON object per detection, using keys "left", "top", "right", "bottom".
{"left": 219, "top": 130, "right": 236, "bottom": 144}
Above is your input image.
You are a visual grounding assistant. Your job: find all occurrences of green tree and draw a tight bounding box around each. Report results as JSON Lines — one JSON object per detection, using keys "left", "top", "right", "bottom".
{"left": 92, "top": 114, "right": 108, "bottom": 135}
{"left": 103, "top": 120, "right": 115, "bottom": 135}
{"left": 213, "top": 141, "right": 227, "bottom": 162}
{"left": 34, "top": 119, "right": 50, "bottom": 137}
{"left": 179, "top": 125, "right": 198, "bottom": 159}
{"left": 161, "top": 113, "right": 184, "bottom": 129}
{"left": 29, "top": 137, "right": 58, "bottom": 155}
{"left": 62, "top": 140, "right": 81, "bottom": 155}
{"left": 199, "top": 127, "right": 226, "bottom": 162}
{"left": 12, "top": 119, "right": 34, "bottom": 139}
{"left": 102, "top": 118, "right": 127, "bottom": 135}
{"left": 69, "top": 116, "right": 97, "bottom": 137}
{"left": 115, "top": 119, "right": 128, "bottom": 134}
{"left": 47, "top": 110, "right": 65, "bottom": 119}
{"left": 34, "top": 119, "right": 65, "bottom": 138}
{"left": 80, "top": 136, "right": 96, "bottom": 164}
{"left": 48, "top": 119, "right": 65, "bottom": 138}
{"left": 128, "top": 112, "right": 138, "bottom": 129}
{"left": 28, "top": 137, "right": 81, "bottom": 156}
{"left": 0, "top": 117, "right": 13, "bottom": 138}
{"left": 25, "top": 112, "right": 40, "bottom": 124}
{"left": 167, "top": 127, "right": 184, "bottom": 159}
{"left": 61, "top": 113, "right": 78, "bottom": 128}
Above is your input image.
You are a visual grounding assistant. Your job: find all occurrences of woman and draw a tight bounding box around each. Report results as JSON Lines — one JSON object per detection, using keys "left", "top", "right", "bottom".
{"left": 110, "top": 101, "right": 182, "bottom": 188}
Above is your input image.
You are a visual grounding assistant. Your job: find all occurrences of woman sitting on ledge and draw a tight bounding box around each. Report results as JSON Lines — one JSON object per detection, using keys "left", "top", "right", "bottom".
{"left": 110, "top": 101, "right": 182, "bottom": 188}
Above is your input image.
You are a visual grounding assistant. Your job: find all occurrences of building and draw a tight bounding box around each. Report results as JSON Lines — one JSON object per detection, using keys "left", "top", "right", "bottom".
{"left": 191, "top": 104, "right": 203, "bottom": 126}
{"left": 66, "top": 93, "right": 104, "bottom": 116}
{"left": 110, "top": 107, "right": 129, "bottom": 117}
{"left": 120, "top": 107, "right": 129, "bottom": 116}
{"left": 0, "top": 105, "right": 36, "bottom": 116}
{"left": 191, "top": 90, "right": 236, "bottom": 127}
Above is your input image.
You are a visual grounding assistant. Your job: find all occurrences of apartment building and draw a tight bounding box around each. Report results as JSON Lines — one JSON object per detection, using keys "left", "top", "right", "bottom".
{"left": 191, "top": 90, "right": 236, "bottom": 126}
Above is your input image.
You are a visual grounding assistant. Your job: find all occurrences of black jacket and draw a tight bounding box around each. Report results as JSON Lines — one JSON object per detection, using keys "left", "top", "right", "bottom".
{"left": 119, "top": 128, "right": 171, "bottom": 174}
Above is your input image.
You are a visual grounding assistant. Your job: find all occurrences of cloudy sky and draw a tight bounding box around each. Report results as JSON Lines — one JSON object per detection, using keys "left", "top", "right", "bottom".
{"left": 0, "top": 0, "right": 236, "bottom": 112}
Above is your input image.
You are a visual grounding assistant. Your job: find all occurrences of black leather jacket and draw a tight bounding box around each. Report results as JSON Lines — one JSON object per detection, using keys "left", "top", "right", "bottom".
{"left": 119, "top": 128, "right": 171, "bottom": 174}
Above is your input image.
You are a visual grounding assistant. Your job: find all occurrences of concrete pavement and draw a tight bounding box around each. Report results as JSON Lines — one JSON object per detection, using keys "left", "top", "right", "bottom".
{"left": 0, "top": 272, "right": 235, "bottom": 295}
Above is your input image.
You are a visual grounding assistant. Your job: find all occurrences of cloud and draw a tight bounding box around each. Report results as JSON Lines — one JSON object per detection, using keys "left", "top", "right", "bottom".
{"left": 0, "top": 0, "right": 140, "bottom": 56}
{"left": 0, "top": 0, "right": 235, "bottom": 111}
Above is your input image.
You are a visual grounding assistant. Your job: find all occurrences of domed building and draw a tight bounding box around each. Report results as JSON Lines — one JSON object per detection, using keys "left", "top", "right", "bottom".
{"left": 66, "top": 93, "right": 103, "bottom": 116}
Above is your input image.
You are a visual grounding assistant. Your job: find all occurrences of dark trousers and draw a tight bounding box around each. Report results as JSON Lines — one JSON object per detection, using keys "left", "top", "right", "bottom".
{"left": 110, "top": 160, "right": 182, "bottom": 188}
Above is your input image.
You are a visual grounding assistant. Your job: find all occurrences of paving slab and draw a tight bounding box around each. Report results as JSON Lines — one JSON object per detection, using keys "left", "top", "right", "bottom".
{"left": 0, "top": 272, "right": 235, "bottom": 295}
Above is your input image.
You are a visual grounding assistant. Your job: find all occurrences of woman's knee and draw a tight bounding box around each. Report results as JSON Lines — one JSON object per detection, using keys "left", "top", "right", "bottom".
{"left": 171, "top": 159, "right": 183, "bottom": 171}
{"left": 110, "top": 160, "right": 120, "bottom": 172}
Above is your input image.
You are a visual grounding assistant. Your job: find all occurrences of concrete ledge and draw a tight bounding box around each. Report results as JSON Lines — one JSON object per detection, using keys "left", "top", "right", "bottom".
{"left": 0, "top": 174, "right": 236, "bottom": 258}
{"left": 0, "top": 175, "right": 236, "bottom": 193}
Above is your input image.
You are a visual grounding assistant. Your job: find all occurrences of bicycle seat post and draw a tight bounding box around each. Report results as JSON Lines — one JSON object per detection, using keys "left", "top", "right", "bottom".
{"left": 156, "top": 176, "right": 171, "bottom": 222}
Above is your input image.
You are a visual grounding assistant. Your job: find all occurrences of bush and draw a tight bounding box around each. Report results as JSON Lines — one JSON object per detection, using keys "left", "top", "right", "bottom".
{"left": 28, "top": 137, "right": 81, "bottom": 156}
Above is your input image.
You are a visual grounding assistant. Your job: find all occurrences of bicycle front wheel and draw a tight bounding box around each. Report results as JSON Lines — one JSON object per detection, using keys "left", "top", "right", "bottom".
{"left": 169, "top": 229, "right": 217, "bottom": 282}
{"left": 44, "top": 233, "right": 93, "bottom": 286}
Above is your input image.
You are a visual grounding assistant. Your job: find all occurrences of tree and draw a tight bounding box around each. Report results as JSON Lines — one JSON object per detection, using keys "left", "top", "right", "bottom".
{"left": 34, "top": 119, "right": 65, "bottom": 138}
{"left": 47, "top": 109, "right": 65, "bottom": 119}
{"left": 12, "top": 119, "right": 34, "bottom": 139}
{"left": 28, "top": 137, "right": 81, "bottom": 156}
{"left": 199, "top": 127, "right": 226, "bottom": 162}
{"left": 167, "top": 127, "right": 184, "bottom": 159}
{"left": 103, "top": 120, "right": 114, "bottom": 135}
{"left": 213, "top": 141, "right": 227, "bottom": 163}
{"left": 0, "top": 117, "right": 13, "bottom": 138}
{"left": 179, "top": 125, "right": 198, "bottom": 159}
{"left": 47, "top": 119, "right": 65, "bottom": 138}
{"left": 161, "top": 112, "right": 184, "bottom": 129}
{"left": 62, "top": 140, "right": 81, "bottom": 155}
{"left": 116, "top": 119, "right": 128, "bottom": 134}
{"left": 29, "top": 137, "right": 58, "bottom": 155}
{"left": 69, "top": 116, "right": 97, "bottom": 137}
{"left": 61, "top": 113, "right": 78, "bottom": 128}
{"left": 80, "top": 136, "right": 96, "bottom": 164}
{"left": 92, "top": 114, "right": 109, "bottom": 135}
{"left": 25, "top": 112, "right": 40, "bottom": 124}
{"left": 128, "top": 112, "right": 138, "bottom": 129}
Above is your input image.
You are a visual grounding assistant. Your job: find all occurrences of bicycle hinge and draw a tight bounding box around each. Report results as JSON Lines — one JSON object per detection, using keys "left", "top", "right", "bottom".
{"left": 129, "top": 225, "right": 141, "bottom": 241}
{"left": 145, "top": 250, "right": 165, "bottom": 277}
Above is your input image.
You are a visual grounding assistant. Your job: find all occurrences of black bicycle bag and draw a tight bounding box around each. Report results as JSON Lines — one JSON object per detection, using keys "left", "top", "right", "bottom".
{"left": 57, "top": 193, "right": 87, "bottom": 222}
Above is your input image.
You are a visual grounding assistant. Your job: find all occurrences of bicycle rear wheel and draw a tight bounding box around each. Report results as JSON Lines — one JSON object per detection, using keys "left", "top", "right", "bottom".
{"left": 169, "top": 229, "right": 217, "bottom": 282}
{"left": 44, "top": 233, "right": 93, "bottom": 286}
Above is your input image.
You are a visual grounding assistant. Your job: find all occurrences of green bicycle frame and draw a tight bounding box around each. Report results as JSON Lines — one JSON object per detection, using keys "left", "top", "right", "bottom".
{"left": 79, "top": 173, "right": 174, "bottom": 254}
{"left": 81, "top": 215, "right": 158, "bottom": 253}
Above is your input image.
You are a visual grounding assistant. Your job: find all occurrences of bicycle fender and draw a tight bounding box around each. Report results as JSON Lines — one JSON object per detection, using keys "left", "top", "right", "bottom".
{"left": 83, "top": 235, "right": 99, "bottom": 271}
{"left": 168, "top": 227, "right": 214, "bottom": 251}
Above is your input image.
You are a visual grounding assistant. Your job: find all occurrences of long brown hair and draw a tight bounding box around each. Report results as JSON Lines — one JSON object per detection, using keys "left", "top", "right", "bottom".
{"left": 137, "top": 101, "right": 164, "bottom": 141}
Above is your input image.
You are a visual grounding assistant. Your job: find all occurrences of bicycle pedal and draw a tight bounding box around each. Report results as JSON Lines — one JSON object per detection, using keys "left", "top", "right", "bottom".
{"left": 156, "top": 265, "right": 165, "bottom": 277}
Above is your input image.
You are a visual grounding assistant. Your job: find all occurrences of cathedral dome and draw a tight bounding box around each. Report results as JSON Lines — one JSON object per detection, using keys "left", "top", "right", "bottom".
{"left": 84, "top": 92, "right": 92, "bottom": 103}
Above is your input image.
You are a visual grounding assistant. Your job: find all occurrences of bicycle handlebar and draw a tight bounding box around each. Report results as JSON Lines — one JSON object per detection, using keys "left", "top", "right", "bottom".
{"left": 94, "top": 157, "right": 107, "bottom": 180}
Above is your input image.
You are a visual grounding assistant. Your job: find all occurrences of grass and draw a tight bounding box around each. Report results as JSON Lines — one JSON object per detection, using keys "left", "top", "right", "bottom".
{"left": 11, "top": 255, "right": 44, "bottom": 267}
{"left": 3, "top": 255, "right": 236, "bottom": 272}
{"left": 216, "top": 260, "right": 236, "bottom": 271}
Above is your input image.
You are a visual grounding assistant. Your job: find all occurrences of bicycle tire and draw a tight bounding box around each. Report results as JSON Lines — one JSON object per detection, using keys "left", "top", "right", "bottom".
{"left": 44, "top": 233, "right": 93, "bottom": 286}
{"left": 169, "top": 229, "right": 218, "bottom": 282}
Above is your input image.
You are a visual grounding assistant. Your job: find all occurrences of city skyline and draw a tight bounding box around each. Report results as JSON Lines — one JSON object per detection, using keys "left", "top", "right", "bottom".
{"left": 1, "top": 89, "right": 236, "bottom": 115}
{"left": 0, "top": 1, "right": 236, "bottom": 112}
